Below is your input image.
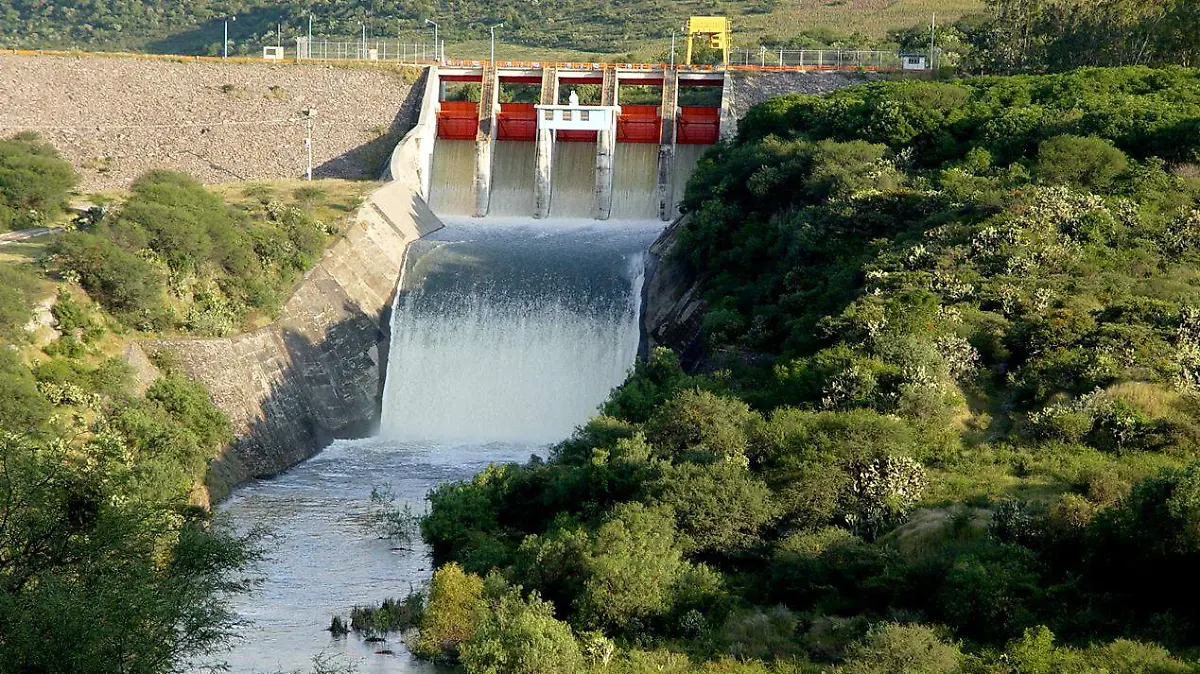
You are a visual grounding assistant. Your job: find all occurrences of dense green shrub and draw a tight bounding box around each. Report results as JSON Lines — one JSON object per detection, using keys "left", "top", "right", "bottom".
{"left": 1035, "top": 135, "right": 1129, "bottom": 191}
{"left": 52, "top": 170, "right": 332, "bottom": 334}
{"left": 0, "top": 264, "right": 40, "bottom": 343}
{"left": 840, "top": 623, "right": 962, "bottom": 674}
{"left": 0, "top": 133, "right": 75, "bottom": 231}
{"left": 0, "top": 349, "right": 50, "bottom": 432}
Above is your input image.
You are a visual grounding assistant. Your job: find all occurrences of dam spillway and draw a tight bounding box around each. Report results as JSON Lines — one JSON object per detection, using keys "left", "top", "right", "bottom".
{"left": 429, "top": 64, "right": 725, "bottom": 220}
{"left": 214, "top": 219, "right": 660, "bottom": 673}
{"left": 379, "top": 220, "right": 652, "bottom": 444}
{"left": 211, "top": 62, "right": 678, "bottom": 673}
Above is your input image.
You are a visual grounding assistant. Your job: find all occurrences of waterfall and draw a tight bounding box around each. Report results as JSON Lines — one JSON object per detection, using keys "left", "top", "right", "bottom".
{"left": 378, "top": 221, "right": 657, "bottom": 444}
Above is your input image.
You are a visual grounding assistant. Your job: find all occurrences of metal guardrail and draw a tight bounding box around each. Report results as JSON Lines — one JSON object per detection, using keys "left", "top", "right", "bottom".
{"left": 731, "top": 48, "right": 905, "bottom": 70}
{"left": 294, "top": 39, "right": 441, "bottom": 63}
{"left": 286, "top": 40, "right": 910, "bottom": 72}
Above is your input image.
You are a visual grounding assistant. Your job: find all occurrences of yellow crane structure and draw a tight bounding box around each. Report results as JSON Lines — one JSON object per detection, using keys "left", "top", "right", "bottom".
{"left": 684, "top": 16, "right": 732, "bottom": 66}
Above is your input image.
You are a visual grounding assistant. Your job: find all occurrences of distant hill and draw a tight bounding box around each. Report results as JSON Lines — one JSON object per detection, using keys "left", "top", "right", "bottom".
{"left": 0, "top": 0, "right": 984, "bottom": 60}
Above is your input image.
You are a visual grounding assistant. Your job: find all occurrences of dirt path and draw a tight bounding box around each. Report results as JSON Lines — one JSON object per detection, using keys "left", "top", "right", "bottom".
{"left": 0, "top": 228, "right": 55, "bottom": 245}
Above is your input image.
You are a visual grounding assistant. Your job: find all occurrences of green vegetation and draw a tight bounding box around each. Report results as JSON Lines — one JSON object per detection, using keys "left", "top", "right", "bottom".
{"left": 0, "top": 284, "right": 263, "bottom": 671}
{"left": 50, "top": 171, "right": 354, "bottom": 335}
{"left": 0, "top": 132, "right": 75, "bottom": 232}
{"left": 971, "top": 0, "right": 1200, "bottom": 73}
{"left": 402, "top": 67, "right": 1200, "bottom": 672}
{"left": 0, "top": 133, "right": 376, "bottom": 671}
{"left": 0, "top": 0, "right": 983, "bottom": 60}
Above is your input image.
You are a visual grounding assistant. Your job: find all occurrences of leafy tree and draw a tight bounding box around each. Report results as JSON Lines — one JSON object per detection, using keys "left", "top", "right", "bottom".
{"left": 577, "top": 503, "right": 684, "bottom": 633}
{"left": 0, "top": 133, "right": 75, "bottom": 230}
{"left": 459, "top": 580, "right": 584, "bottom": 674}
{"left": 840, "top": 623, "right": 962, "bottom": 674}
{"left": 1035, "top": 135, "right": 1130, "bottom": 191}
{"left": 415, "top": 562, "right": 486, "bottom": 660}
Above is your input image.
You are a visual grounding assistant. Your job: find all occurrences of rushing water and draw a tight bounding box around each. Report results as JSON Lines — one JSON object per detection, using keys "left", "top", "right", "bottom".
{"left": 211, "top": 217, "right": 661, "bottom": 673}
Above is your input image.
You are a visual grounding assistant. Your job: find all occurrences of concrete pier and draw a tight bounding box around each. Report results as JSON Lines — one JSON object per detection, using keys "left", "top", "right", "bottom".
{"left": 474, "top": 65, "right": 499, "bottom": 217}
{"left": 657, "top": 69, "right": 679, "bottom": 221}
{"left": 535, "top": 68, "right": 558, "bottom": 219}
{"left": 595, "top": 69, "right": 620, "bottom": 220}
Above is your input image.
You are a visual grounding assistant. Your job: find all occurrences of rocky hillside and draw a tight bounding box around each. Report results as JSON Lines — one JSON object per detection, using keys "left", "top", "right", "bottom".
{"left": 0, "top": 53, "right": 423, "bottom": 190}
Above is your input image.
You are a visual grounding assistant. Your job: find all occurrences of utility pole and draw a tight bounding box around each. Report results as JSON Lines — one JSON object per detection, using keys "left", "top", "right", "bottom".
{"left": 305, "top": 14, "right": 312, "bottom": 60}
{"left": 223, "top": 16, "right": 236, "bottom": 59}
{"left": 930, "top": 13, "right": 937, "bottom": 71}
{"left": 304, "top": 108, "right": 315, "bottom": 181}
{"left": 361, "top": 23, "right": 367, "bottom": 60}
{"left": 426, "top": 19, "right": 440, "bottom": 63}
{"left": 670, "top": 32, "right": 676, "bottom": 69}
{"left": 490, "top": 22, "right": 503, "bottom": 64}
{"left": 277, "top": 21, "right": 282, "bottom": 50}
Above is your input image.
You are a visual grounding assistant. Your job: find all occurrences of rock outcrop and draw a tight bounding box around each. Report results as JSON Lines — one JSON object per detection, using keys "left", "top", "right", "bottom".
{"left": 641, "top": 216, "right": 706, "bottom": 367}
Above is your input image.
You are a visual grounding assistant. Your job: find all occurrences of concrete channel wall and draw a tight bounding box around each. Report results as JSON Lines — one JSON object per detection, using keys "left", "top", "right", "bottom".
{"left": 136, "top": 67, "right": 445, "bottom": 503}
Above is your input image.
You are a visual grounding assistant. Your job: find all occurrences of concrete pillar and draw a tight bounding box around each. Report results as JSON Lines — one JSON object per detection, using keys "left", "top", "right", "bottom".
{"left": 719, "top": 70, "right": 737, "bottom": 141}
{"left": 534, "top": 68, "right": 558, "bottom": 219}
{"left": 657, "top": 68, "right": 679, "bottom": 221}
{"left": 595, "top": 69, "right": 619, "bottom": 220}
{"left": 474, "top": 65, "right": 500, "bottom": 217}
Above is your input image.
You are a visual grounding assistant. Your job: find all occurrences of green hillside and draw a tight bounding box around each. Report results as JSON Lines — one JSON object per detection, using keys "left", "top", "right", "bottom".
{"left": 0, "top": 0, "right": 983, "bottom": 59}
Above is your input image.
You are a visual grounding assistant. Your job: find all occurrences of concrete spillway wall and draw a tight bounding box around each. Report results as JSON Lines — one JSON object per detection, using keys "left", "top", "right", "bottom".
{"left": 136, "top": 68, "right": 444, "bottom": 503}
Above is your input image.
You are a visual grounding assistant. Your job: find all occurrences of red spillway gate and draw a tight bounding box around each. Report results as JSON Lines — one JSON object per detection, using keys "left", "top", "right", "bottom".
{"left": 678, "top": 106, "right": 720, "bottom": 145}
{"left": 437, "top": 101, "right": 479, "bottom": 140}
{"left": 497, "top": 103, "right": 537, "bottom": 141}
{"left": 617, "top": 105, "right": 661, "bottom": 144}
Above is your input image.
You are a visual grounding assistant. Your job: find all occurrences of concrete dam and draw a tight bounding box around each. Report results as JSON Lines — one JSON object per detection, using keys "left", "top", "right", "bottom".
{"left": 424, "top": 64, "right": 728, "bottom": 220}
{"left": 208, "top": 63, "right": 727, "bottom": 671}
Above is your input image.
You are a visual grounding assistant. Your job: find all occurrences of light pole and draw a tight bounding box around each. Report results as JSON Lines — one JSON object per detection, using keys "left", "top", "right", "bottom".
{"left": 306, "top": 14, "right": 312, "bottom": 59}
{"left": 223, "top": 16, "right": 236, "bottom": 59}
{"left": 490, "top": 22, "right": 503, "bottom": 65}
{"left": 425, "top": 19, "right": 440, "bottom": 63}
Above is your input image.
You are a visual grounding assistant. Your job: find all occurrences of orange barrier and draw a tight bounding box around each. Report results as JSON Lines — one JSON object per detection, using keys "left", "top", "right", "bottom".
{"left": 497, "top": 103, "right": 537, "bottom": 141}
{"left": 617, "top": 105, "right": 661, "bottom": 144}
{"left": 557, "top": 130, "right": 599, "bottom": 143}
{"left": 437, "top": 101, "right": 479, "bottom": 140}
{"left": 678, "top": 106, "right": 720, "bottom": 145}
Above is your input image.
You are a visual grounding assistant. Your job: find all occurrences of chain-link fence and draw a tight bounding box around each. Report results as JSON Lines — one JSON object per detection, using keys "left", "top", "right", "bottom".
{"left": 730, "top": 48, "right": 910, "bottom": 70}
{"left": 288, "top": 38, "right": 444, "bottom": 63}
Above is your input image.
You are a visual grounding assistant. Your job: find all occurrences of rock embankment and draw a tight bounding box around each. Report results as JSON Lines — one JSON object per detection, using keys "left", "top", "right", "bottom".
{"left": 0, "top": 53, "right": 422, "bottom": 190}
{"left": 728, "top": 70, "right": 872, "bottom": 129}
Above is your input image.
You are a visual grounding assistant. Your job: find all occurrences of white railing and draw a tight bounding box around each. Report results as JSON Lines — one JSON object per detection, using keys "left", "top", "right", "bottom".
{"left": 729, "top": 48, "right": 907, "bottom": 70}
{"left": 290, "top": 38, "right": 444, "bottom": 63}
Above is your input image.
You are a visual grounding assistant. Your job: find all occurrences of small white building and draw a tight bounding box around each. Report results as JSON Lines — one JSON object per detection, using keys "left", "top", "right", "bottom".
{"left": 901, "top": 54, "right": 929, "bottom": 70}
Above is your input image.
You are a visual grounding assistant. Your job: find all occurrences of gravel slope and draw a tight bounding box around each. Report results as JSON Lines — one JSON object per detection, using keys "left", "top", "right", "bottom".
{"left": 0, "top": 54, "right": 421, "bottom": 190}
